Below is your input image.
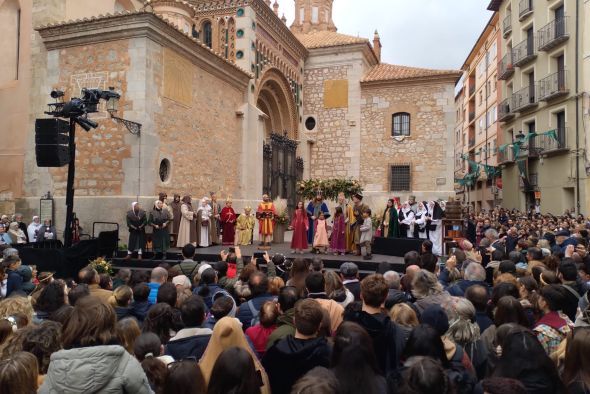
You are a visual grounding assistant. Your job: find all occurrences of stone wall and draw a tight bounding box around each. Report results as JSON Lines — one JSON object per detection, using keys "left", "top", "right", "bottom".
{"left": 303, "top": 64, "right": 352, "bottom": 178}
{"left": 360, "top": 81, "right": 456, "bottom": 196}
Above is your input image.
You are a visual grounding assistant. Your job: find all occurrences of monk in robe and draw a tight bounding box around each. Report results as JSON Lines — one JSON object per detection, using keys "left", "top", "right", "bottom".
{"left": 289, "top": 201, "right": 308, "bottom": 253}
{"left": 196, "top": 197, "right": 212, "bottom": 248}
{"left": 236, "top": 206, "right": 255, "bottom": 246}
{"left": 220, "top": 197, "right": 237, "bottom": 246}
{"left": 170, "top": 194, "right": 182, "bottom": 236}
{"left": 125, "top": 202, "right": 147, "bottom": 260}
{"left": 351, "top": 193, "right": 369, "bottom": 256}
{"left": 209, "top": 192, "right": 221, "bottom": 245}
{"left": 256, "top": 194, "right": 276, "bottom": 247}
{"left": 150, "top": 199, "right": 171, "bottom": 258}
{"left": 177, "top": 195, "right": 197, "bottom": 247}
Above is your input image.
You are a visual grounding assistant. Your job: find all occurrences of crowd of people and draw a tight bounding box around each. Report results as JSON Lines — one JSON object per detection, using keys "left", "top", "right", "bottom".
{"left": 1, "top": 204, "right": 590, "bottom": 393}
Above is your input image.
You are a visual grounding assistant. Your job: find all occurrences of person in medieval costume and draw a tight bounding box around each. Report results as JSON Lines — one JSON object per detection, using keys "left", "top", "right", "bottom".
{"left": 306, "top": 194, "right": 330, "bottom": 245}
{"left": 196, "top": 197, "right": 212, "bottom": 248}
{"left": 256, "top": 194, "right": 276, "bottom": 247}
{"left": 170, "top": 194, "right": 182, "bottom": 236}
{"left": 427, "top": 200, "right": 444, "bottom": 256}
{"left": 381, "top": 199, "right": 400, "bottom": 238}
{"left": 413, "top": 201, "right": 429, "bottom": 239}
{"left": 289, "top": 201, "right": 309, "bottom": 253}
{"left": 209, "top": 192, "right": 222, "bottom": 245}
{"left": 398, "top": 202, "right": 414, "bottom": 238}
{"left": 150, "top": 200, "right": 171, "bottom": 259}
{"left": 220, "top": 197, "right": 237, "bottom": 246}
{"left": 236, "top": 206, "right": 256, "bottom": 246}
{"left": 177, "top": 195, "right": 197, "bottom": 247}
{"left": 125, "top": 202, "right": 147, "bottom": 260}
{"left": 313, "top": 211, "right": 330, "bottom": 254}
{"left": 27, "top": 216, "right": 42, "bottom": 243}
{"left": 351, "top": 193, "right": 369, "bottom": 256}
{"left": 158, "top": 192, "right": 174, "bottom": 233}
{"left": 330, "top": 206, "right": 346, "bottom": 255}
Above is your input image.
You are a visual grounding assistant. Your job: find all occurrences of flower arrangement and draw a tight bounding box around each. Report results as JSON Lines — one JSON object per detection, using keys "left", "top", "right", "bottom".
{"left": 273, "top": 198, "right": 291, "bottom": 225}
{"left": 297, "top": 178, "right": 363, "bottom": 201}
{"left": 89, "top": 257, "right": 113, "bottom": 276}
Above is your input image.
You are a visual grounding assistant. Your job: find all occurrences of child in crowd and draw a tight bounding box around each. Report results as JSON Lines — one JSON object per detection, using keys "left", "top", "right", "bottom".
{"left": 313, "top": 211, "right": 329, "bottom": 254}
{"left": 359, "top": 208, "right": 373, "bottom": 260}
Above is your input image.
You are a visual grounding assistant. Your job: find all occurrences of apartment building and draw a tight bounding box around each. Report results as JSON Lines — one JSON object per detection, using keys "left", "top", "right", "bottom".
{"left": 454, "top": 13, "right": 502, "bottom": 212}
{"left": 488, "top": 0, "right": 590, "bottom": 215}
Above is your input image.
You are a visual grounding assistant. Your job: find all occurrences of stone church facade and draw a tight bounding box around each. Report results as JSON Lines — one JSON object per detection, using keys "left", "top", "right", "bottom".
{"left": 0, "top": 0, "right": 460, "bottom": 236}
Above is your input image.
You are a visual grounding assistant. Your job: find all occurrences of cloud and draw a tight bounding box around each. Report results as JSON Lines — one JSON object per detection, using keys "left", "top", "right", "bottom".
{"left": 278, "top": 0, "right": 492, "bottom": 69}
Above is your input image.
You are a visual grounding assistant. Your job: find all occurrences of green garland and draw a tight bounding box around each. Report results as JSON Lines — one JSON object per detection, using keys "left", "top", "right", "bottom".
{"left": 297, "top": 178, "right": 363, "bottom": 201}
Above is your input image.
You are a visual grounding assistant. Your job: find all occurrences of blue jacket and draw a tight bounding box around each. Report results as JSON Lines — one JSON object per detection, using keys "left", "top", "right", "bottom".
{"left": 447, "top": 280, "right": 490, "bottom": 297}
{"left": 236, "top": 293, "right": 276, "bottom": 330}
{"left": 165, "top": 328, "right": 212, "bottom": 360}
{"left": 147, "top": 282, "right": 161, "bottom": 305}
{"left": 6, "top": 269, "right": 23, "bottom": 297}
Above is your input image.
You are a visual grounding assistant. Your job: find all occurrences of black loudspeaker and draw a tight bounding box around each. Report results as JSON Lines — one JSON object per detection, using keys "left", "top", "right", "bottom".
{"left": 35, "top": 118, "right": 71, "bottom": 167}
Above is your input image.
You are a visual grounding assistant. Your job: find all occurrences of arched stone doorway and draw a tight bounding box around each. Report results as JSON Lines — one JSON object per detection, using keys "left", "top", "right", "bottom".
{"left": 255, "top": 68, "right": 301, "bottom": 212}
{"left": 255, "top": 68, "right": 298, "bottom": 140}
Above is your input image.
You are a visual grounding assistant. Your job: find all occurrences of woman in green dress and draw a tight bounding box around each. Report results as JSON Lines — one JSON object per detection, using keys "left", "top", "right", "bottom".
{"left": 150, "top": 200, "right": 171, "bottom": 259}
{"left": 381, "top": 198, "right": 400, "bottom": 238}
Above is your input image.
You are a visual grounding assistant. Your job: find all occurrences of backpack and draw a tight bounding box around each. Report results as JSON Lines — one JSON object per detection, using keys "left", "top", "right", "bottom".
{"left": 246, "top": 300, "right": 261, "bottom": 327}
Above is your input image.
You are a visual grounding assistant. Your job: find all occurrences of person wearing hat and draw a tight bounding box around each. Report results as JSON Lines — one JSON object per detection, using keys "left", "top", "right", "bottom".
{"left": 208, "top": 192, "right": 222, "bottom": 245}
{"left": 408, "top": 195, "right": 418, "bottom": 215}
{"left": 351, "top": 193, "right": 369, "bottom": 256}
{"left": 306, "top": 192, "right": 330, "bottom": 245}
{"left": 125, "top": 202, "right": 147, "bottom": 260}
{"left": 340, "top": 262, "right": 360, "bottom": 301}
{"left": 256, "top": 194, "right": 276, "bottom": 248}
{"left": 556, "top": 229, "right": 577, "bottom": 254}
{"left": 170, "top": 194, "right": 183, "bottom": 237}
{"left": 236, "top": 206, "right": 256, "bottom": 246}
{"left": 219, "top": 197, "right": 237, "bottom": 246}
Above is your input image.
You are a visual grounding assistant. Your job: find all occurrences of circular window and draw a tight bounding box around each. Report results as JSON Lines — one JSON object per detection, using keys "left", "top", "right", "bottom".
{"left": 236, "top": 29, "right": 244, "bottom": 38}
{"left": 236, "top": 8, "right": 244, "bottom": 17}
{"left": 305, "top": 117, "right": 316, "bottom": 131}
{"left": 159, "top": 159, "right": 171, "bottom": 183}
{"left": 236, "top": 50, "right": 244, "bottom": 59}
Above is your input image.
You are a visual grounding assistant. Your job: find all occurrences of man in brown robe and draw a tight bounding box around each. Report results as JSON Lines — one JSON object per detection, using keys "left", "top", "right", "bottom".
{"left": 351, "top": 193, "right": 369, "bottom": 256}
{"left": 176, "top": 195, "right": 197, "bottom": 247}
{"left": 170, "top": 194, "right": 182, "bottom": 235}
{"left": 209, "top": 192, "right": 221, "bottom": 245}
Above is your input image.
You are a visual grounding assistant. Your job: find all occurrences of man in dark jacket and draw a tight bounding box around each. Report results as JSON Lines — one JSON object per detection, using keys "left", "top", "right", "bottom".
{"left": 263, "top": 298, "right": 331, "bottom": 394}
{"left": 343, "top": 274, "right": 407, "bottom": 377}
{"left": 165, "top": 295, "right": 212, "bottom": 360}
{"left": 383, "top": 270, "right": 408, "bottom": 309}
{"left": 3, "top": 255, "right": 23, "bottom": 297}
{"left": 465, "top": 284, "right": 493, "bottom": 333}
{"left": 340, "top": 262, "right": 361, "bottom": 300}
{"left": 266, "top": 286, "right": 299, "bottom": 350}
{"left": 130, "top": 283, "right": 151, "bottom": 323}
{"left": 236, "top": 271, "right": 275, "bottom": 330}
{"left": 447, "top": 262, "right": 490, "bottom": 297}
{"left": 558, "top": 259, "right": 586, "bottom": 321}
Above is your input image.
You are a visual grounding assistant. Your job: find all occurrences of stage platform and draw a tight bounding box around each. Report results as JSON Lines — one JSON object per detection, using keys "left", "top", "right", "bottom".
{"left": 111, "top": 242, "right": 406, "bottom": 274}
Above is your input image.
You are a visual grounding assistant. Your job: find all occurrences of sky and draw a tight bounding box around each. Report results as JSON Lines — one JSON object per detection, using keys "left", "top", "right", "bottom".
{"left": 278, "top": 0, "right": 494, "bottom": 70}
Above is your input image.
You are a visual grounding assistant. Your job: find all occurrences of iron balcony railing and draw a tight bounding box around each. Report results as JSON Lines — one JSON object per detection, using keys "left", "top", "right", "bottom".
{"left": 537, "top": 127, "right": 568, "bottom": 152}
{"left": 498, "top": 148, "right": 515, "bottom": 164}
{"left": 498, "top": 97, "right": 515, "bottom": 121}
{"left": 519, "top": 0, "right": 533, "bottom": 20}
{"left": 503, "top": 13, "right": 512, "bottom": 37}
{"left": 469, "top": 111, "right": 475, "bottom": 123}
{"left": 469, "top": 138, "right": 475, "bottom": 148}
{"left": 469, "top": 84, "right": 476, "bottom": 97}
{"left": 538, "top": 17, "right": 569, "bottom": 51}
{"left": 513, "top": 37, "right": 537, "bottom": 67}
{"left": 498, "top": 52, "right": 514, "bottom": 80}
{"left": 538, "top": 70, "right": 569, "bottom": 101}
{"left": 512, "top": 85, "right": 538, "bottom": 112}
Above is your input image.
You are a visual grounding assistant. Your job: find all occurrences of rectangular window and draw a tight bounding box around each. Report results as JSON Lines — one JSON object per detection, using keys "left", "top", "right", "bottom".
{"left": 390, "top": 164, "right": 411, "bottom": 192}
{"left": 392, "top": 113, "right": 411, "bottom": 136}
{"left": 311, "top": 7, "right": 319, "bottom": 23}
{"left": 299, "top": 8, "right": 304, "bottom": 22}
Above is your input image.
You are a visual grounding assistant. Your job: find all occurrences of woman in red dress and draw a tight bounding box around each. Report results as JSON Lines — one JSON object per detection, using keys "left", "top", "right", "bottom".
{"left": 289, "top": 201, "right": 309, "bottom": 253}
{"left": 220, "top": 198, "right": 237, "bottom": 245}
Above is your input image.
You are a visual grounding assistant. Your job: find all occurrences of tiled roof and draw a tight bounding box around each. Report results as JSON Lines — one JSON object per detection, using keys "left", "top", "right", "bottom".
{"left": 361, "top": 63, "right": 461, "bottom": 83}
{"left": 295, "top": 30, "right": 369, "bottom": 49}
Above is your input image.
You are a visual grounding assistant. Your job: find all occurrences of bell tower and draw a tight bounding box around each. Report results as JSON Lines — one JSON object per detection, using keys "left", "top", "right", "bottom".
{"left": 291, "top": 0, "right": 336, "bottom": 34}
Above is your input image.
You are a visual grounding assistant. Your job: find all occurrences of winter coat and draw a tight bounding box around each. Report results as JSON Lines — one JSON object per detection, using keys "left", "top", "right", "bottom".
{"left": 39, "top": 345, "right": 152, "bottom": 394}
{"left": 147, "top": 282, "right": 160, "bottom": 305}
{"left": 129, "top": 301, "right": 150, "bottom": 323}
{"left": 236, "top": 293, "right": 276, "bottom": 330}
{"left": 343, "top": 310, "right": 407, "bottom": 377}
{"left": 447, "top": 280, "right": 490, "bottom": 298}
{"left": 263, "top": 335, "right": 331, "bottom": 394}
{"left": 165, "top": 327, "right": 212, "bottom": 361}
{"left": 266, "top": 308, "right": 296, "bottom": 350}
